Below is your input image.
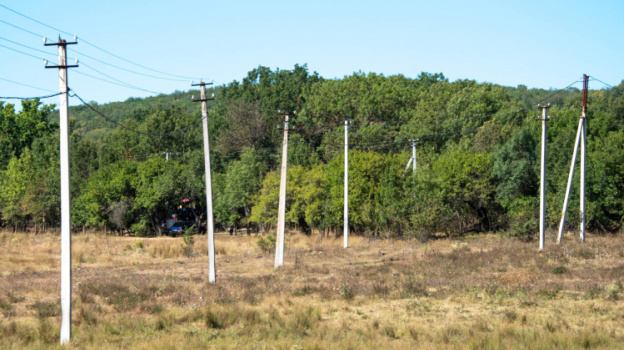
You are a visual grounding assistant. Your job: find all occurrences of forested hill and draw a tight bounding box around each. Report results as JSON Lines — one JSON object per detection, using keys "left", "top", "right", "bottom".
{"left": 2, "top": 64, "right": 623, "bottom": 239}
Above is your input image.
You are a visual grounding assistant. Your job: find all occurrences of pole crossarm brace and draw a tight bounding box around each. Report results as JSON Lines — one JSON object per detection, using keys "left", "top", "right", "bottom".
{"left": 192, "top": 81, "right": 214, "bottom": 102}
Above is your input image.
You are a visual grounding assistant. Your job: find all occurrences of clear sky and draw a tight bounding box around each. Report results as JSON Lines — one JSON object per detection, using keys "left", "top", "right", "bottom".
{"left": 1, "top": 0, "right": 622, "bottom": 107}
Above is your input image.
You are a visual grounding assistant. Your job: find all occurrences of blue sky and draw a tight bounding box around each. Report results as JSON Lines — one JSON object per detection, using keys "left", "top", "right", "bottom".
{"left": 1, "top": 0, "right": 622, "bottom": 107}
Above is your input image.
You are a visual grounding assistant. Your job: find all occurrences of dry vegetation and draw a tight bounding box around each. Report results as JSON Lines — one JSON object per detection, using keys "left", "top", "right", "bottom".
{"left": 0, "top": 229, "right": 623, "bottom": 349}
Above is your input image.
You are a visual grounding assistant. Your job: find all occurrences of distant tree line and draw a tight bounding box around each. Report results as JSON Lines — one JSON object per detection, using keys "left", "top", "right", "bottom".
{"left": 1, "top": 64, "right": 623, "bottom": 240}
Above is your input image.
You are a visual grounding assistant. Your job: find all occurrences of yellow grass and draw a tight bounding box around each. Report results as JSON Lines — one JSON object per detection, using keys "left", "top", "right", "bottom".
{"left": 0, "top": 229, "right": 623, "bottom": 349}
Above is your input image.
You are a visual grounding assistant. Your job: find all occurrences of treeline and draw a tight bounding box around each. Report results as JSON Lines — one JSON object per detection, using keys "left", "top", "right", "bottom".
{"left": 1, "top": 64, "right": 623, "bottom": 240}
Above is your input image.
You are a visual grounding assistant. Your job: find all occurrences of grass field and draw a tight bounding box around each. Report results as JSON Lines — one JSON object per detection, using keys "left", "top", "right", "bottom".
{"left": 0, "top": 230, "right": 623, "bottom": 349}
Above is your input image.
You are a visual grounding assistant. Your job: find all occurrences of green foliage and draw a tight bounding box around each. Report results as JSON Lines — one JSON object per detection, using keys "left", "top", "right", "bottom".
{"left": 182, "top": 225, "right": 195, "bottom": 258}
{"left": 2, "top": 65, "right": 623, "bottom": 239}
{"left": 256, "top": 234, "right": 276, "bottom": 254}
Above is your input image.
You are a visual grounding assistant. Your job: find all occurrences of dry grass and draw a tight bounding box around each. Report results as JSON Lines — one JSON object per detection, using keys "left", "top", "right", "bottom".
{"left": 0, "top": 229, "right": 623, "bottom": 349}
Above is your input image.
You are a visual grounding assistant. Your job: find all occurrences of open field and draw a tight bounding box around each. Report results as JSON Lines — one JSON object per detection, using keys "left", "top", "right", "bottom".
{"left": 0, "top": 230, "right": 623, "bottom": 349}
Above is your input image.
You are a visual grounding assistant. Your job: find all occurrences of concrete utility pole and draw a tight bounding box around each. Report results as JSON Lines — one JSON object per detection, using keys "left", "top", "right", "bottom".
{"left": 344, "top": 120, "right": 349, "bottom": 248}
{"left": 275, "top": 112, "right": 290, "bottom": 268}
{"left": 44, "top": 35, "right": 78, "bottom": 345}
{"left": 405, "top": 139, "right": 418, "bottom": 173}
{"left": 538, "top": 104, "right": 550, "bottom": 250}
{"left": 580, "top": 74, "right": 589, "bottom": 243}
{"left": 192, "top": 82, "right": 216, "bottom": 283}
{"left": 557, "top": 74, "right": 589, "bottom": 244}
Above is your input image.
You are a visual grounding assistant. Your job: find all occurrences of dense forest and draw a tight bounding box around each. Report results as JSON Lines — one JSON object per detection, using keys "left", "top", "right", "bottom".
{"left": 1, "top": 64, "right": 623, "bottom": 240}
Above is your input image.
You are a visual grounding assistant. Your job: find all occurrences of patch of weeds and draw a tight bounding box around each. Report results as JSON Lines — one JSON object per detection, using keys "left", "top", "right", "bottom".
{"left": 77, "top": 305, "right": 98, "bottom": 326}
{"left": 401, "top": 276, "right": 428, "bottom": 298}
{"left": 256, "top": 234, "right": 276, "bottom": 254}
{"left": 38, "top": 317, "right": 57, "bottom": 344}
{"left": 372, "top": 281, "right": 389, "bottom": 297}
{"left": 584, "top": 284, "right": 603, "bottom": 300}
{"left": 383, "top": 325, "right": 397, "bottom": 339}
{"left": 125, "top": 243, "right": 132, "bottom": 251}
{"left": 340, "top": 282, "right": 354, "bottom": 301}
{"left": 503, "top": 309, "right": 518, "bottom": 323}
{"left": 28, "top": 301, "right": 60, "bottom": 318}
{"left": 135, "top": 241, "right": 144, "bottom": 250}
{"left": 7, "top": 292, "right": 24, "bottom": 304}
{"left": 605, "top": 282, "right": 622, "bottom": 301}
{"left": 538, "top": 284, "right": 562, "bottom": 300}
{"left": 182, "top": 226, "right": 195, "bottom": 258}
{"left": 0, "top": 298, "right": 16, "bottom": 318}
{"left": 578, "top": 248, "right": 595, "bottom": 260}
{"left": 552, "top": 266, "right": 569, "bottom": 275}
{"left": 293, "top": 285, "right": 315, "bottom": 297}
{"left": 204, "top": 309, "right": 223, "bottom": 329}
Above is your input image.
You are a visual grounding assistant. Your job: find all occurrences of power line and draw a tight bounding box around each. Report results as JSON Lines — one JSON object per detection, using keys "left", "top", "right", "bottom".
{"left": 73, "top": 49, "right": 188, "bottom": 82}
{"left": 80, "top": 61, "right": 160, "bottom": 94}
{"left": 0, "top": 92, "right": 61, "bottom": 100}
{"left": 0, "top": 36, "right": 56, "bottom": 57}
{"left": 0, "top": 42, "right": 46, "bottom": 60}
{"left": 0, "top": 3, "right": 71, "bottom": 37}
{"left": 0, "top": 18, "right": 43, "bottom": 38}
{"left": 0, "top": 4, "right": 202, "bottom": 81}
{"left": 589, "top": 76, "right": 616, "bottom": 89}
{"left": 0, "top": 77, "right": 56, "bottom": 93}
{"left": 70, "top": 90, "right": 212, "bottom": 137}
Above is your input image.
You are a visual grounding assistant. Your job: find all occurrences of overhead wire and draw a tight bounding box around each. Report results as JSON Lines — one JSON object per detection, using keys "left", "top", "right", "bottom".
{"left": 0, "top": 18, "right": 43, "bottom": 38}
{"left": 79, "top": 61, "right": 160, "bottom": 94}
{"left": 0, "top": 36, "right": 56, "bottom": 57}
{"left": 0, "top": 42, "right": 46, "bottom": 60}
{"left": 0, "top": 77, "right": 56, "bottom": 93}
{"left": 69, "top": 89, "right": 212, "bottom": 137}
{"left": 0, "top": 4, "right": 200, "bottom": 81}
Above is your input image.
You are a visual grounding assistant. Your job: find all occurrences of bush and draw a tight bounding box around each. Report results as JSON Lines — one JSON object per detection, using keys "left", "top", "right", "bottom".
{"left": 256, "top": 234, "right": 276, "bottom": 253}
{"left": 552, "top": 266, "right": 569, "bottom": 275}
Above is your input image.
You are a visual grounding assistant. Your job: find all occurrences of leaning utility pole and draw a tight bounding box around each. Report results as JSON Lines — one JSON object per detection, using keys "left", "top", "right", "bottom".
{"left": 344, "top": 120, "right": 349, "bottom": 248}
{"left": 538, "top": 104, "right": 550, "bottom": 250}
{"left": 557, "top": 75, "right": 589, "bottom": 244}
{"left": 275, "top": 111, "right": 290, "bottom": 268}
{"left": 44, "top": 35, "right": 78, "bottom": 345}
{"left": 405, "top": 139, "right": 418, "bottom": 173}
{"left": 192, "top": 82, "right": 216, "bottom": 283}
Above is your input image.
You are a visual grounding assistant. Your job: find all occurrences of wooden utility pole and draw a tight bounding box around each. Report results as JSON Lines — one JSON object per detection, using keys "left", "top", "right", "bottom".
{"left": 44, "top": 35, "right": 78, "bottom": 345}
{"left": 538, "top": 104, "right": 550, "bottom": 250}
{"left": 192, "top": 82, "right": 216, "bottom": 282}
{"left": 275, "top": 111, "right": 290, "bottom": 268}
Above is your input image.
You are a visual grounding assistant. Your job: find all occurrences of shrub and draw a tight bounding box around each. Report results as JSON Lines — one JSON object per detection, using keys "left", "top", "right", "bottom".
{"left": 256, "top": 234, "right": 276, "bottom": 253}
{"left": 552, "top": 266, "right": 569, "bottom": 275}
{"left": 340, "top": 283, "right": 354, "bottom": 301}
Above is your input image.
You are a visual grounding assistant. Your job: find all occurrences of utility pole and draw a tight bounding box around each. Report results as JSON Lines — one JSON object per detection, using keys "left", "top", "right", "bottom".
{"left": 275, "top": 111, "right": 290, "bottom": 268}
{"left": 557, "top": 74, "right": 589, "bottom": 244}
{"left": 44, "top": 35, "right": 78, "bottom": 345}
{"left": 344, "top": 120, "right": 349, "bottom": 248}
{"left": 538, "top": 104, "right": 550, "bottom": 250}
{"left": 192, "top": 82, "right": 216, "bottom": 283}
{"left": 405, "top": 139, "right": 418, "bottom": 173}
{"left": 580, "top": 74, "right": 588, "bottom": 243}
